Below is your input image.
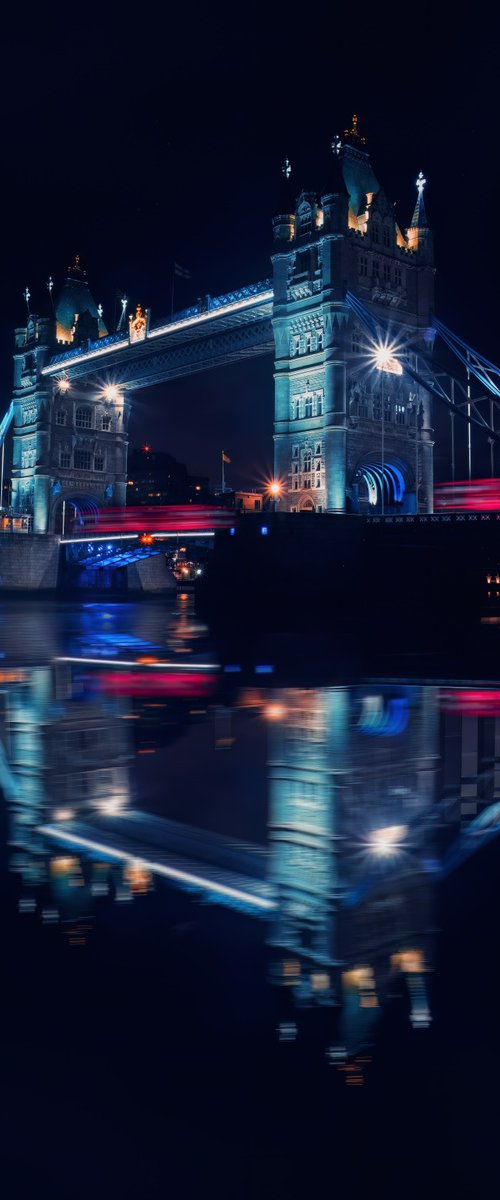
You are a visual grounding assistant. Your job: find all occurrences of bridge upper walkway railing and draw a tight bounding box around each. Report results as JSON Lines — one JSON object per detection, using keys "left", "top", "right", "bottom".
{"left": 45, "top": 278, "right": 273, "bottom": 373}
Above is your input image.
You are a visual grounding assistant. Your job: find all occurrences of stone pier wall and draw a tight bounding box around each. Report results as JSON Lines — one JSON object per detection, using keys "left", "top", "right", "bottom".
{"left": 0, "top": 534, "right": 61, "bottom": 590}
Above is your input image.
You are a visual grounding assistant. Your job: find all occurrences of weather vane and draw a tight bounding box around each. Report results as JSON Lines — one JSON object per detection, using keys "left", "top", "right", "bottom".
{"left": 23, "top": 287, "right": 30, "bottom": 312}
{"left": 121, "top": 295, "right": 128, "bottom": 312}
{"left": 416, "top": 171, "right": 426, "bottom": 194}
{"left": 97, "top": 303, "right": 103, "bottom": 319}
{"left": 331, "top": 134, "right": 342, "bottom": 156}
{"left": 282, "top": 158, "right": 291, "bottom": 180}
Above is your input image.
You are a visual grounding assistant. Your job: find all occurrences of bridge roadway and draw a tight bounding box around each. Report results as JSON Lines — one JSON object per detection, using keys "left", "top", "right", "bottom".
{"left": 42, "top": 281, "right": 274, "bottom": 388}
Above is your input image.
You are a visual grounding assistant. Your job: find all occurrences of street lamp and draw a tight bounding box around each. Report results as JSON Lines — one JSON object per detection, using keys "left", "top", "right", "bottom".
{"left": 268, "top": 480, "right": 282, "bottom": 513}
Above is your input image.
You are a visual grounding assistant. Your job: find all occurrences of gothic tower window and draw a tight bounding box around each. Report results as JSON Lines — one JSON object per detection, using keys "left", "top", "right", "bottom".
{"left": 383, "top": 223, "right": 392, "bottom": 248}
{"left": 315, "top": 390, "right": 323, "bottom": 416}
{"left": 101, "top": 415, "right": 111, "bottom": 431}
{"left": 383, "top": 262, "right": 391, "bottom": 286}
{"left": 371, "top": 218, "right": 380, "bottom": 244}
{"left": 94, "top": 454, "right": 105, "bottom": 471}
{"left": 360, "top": 253, "right": 368, "bottom": 277}
{"left": 74, "top": 449, "right": 92, "bottom": 470}
{"left": 298, "top": 205, "right": 312, "bottom": 238}
{"left": 56, "top": 410, "right": 66, "bottom": 426}
{"left": 60, "top": 450, "right": 71, "bottom": 468}
{"left": 304, "top": 392, "right": 313, "bottom": 418}
{"left": 316, "top": 327, "right": 324, "bottom": 350}
{"left": 394, "top": 264, "right": 402, "bottom": 289}
{"left": 291, "top": 334, "right": 300, "bottom": 357}
{"left": 76, "top": 406, "right": 92, "bottom": 430}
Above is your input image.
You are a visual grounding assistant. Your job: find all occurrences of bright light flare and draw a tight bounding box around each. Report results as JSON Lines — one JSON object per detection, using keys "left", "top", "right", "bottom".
{"left": 269, "top": 481, "right": 282, "bottom": 497}
{"left": 102, "top": 384, "right": 121, "bottom": 402}
{"left": 57, "top": 378, "right": 70, "bottom": 392}
{"left": 369, "top": 824, "right": 408, "bottom": 856}
{"left": 371, "top": 342, "right": 403, "bottom": 375}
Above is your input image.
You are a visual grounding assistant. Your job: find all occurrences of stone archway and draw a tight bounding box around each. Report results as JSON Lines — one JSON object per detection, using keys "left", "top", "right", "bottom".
{"left": 299, "top": 496, "right": 316, "bottom": 512}
{"left": 52, "top": 495, "right": 100, "bottom": 535}
{"left": 351, "top": 457, "right": 415, "bottom": 515}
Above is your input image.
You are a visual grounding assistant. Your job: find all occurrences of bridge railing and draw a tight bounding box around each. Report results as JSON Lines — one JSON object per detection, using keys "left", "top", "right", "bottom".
{"left": 46, "top": 279, "right": 273, "bottom": 371}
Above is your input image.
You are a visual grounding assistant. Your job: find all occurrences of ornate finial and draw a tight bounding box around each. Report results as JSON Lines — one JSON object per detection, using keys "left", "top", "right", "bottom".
{"left": 97, "top": 303, "right": 103, "bottom": 319}
{"left": 416, "top": 170, "right": 426, "bottom": 194}
{"left": 331, "top": 134, "right": 342, "bottom": 156}
{"left": 282, "top": 158, "right": 291, "bottom": 180}
{"left": 121, "top": 295, "right": 128, "bottom": 312}
{"left": 343, "top": 114, "right": 366, "bottom": 146}
{"left": 23, "top": 287, "right": 30, "bottom": 312}
{"left": 46, "top": 276, "right": 53, "bottom": 296}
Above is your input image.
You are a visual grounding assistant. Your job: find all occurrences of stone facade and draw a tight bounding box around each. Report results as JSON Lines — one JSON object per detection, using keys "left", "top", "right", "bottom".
{"left": 11, "top": 267, "right": 129, "bottom": 534}
{"left": 272, "top": 125, "right": 435, "bottom": 514}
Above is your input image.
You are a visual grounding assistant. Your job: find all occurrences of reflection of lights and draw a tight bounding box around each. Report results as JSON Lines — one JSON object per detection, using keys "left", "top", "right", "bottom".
{"left": 50, "top": 855, "right": 78, "bottom": 876}
{"left": 265, "top": 702, "right": 286, "bottom": 720}
{"left": 53, "top": 808, "right": 74, "bottom": 821}
{"left": 99, "top": 796, "right": 126, "bottom": 816}
{"left": 369, "top": 824, "right": 407, "bottom": 855}
{"left": 371, "top": 342, "right": 403, "bottom": 375}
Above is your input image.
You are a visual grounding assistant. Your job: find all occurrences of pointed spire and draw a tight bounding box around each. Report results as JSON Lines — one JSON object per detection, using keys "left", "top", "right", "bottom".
{"left": 410, "top": 171, "right": 428, "bottom": 228}
{"left": 275, "top": 156, "right": 294, "bottom": 215}
{"left": 330, "top": 135, "right": 349, "bottom": 195}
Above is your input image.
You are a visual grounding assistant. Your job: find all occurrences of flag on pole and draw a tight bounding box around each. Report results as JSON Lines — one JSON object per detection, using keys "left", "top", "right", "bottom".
{"left": 174, "top": 262, "right": 191, "bottom": 279}
{"left": 222, "top": 451, "right": 231, "bottom": 464}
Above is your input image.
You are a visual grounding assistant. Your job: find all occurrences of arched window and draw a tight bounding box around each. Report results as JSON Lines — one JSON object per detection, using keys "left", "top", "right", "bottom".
{"left": 371, "top": 218, "right": 380, "bottom": 245}
{"left": 76, "top": 406, "right": 92, "bottom": 430}
{"left": 298, "top": 204, "right": 312, "bottom": 237}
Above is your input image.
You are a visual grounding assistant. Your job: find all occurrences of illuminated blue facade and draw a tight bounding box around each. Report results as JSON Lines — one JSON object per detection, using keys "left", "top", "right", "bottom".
{"left": 272, "top": 122, "right": 435, "bottom": 513}
{"left": 267, "top": 684, "right": 439, "bottom": 1026}
{"left": 11, "top": 263, "right": 130, "bottom": 534}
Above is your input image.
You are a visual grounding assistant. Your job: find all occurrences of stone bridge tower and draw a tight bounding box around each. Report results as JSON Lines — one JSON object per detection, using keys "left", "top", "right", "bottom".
{"left": 11, "top": 259, "right": 130, "bottom": 533}
{"left": 272, "top": 119, "right": 435, "bottom": 514}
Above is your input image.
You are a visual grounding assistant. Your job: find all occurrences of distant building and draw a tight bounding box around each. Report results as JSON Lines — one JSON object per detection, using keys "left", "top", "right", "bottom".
{"left": 234, "top": 490, "right": 263, "bottom": 513}
{"left": 127, "top": 445, "right": 210, "bottom": 505}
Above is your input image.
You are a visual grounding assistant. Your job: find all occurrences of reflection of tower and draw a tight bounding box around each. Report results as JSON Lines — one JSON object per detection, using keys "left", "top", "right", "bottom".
{"left": 268, "top": 689, "right": 346, "bottom": 1006}
{"left": 267, "top": 684, "right": 439, "bottom": 1040}
{"left": 2, "top": 664, "right": 132, "bottom": 914}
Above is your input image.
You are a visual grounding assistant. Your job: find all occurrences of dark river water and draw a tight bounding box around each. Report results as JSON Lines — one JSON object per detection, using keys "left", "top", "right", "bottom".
{"left": 0, "top": 595, "right": 498, "bottom": 1198}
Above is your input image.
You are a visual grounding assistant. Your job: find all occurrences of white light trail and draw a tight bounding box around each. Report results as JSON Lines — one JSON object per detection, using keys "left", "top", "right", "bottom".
{"left": 54, "top": 657, "right": 219, "bottom": 670}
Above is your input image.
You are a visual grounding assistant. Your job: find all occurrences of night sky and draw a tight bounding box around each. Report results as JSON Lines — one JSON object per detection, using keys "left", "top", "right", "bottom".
{"left": 1, "top": 7, "right": 498, "bottom": 488}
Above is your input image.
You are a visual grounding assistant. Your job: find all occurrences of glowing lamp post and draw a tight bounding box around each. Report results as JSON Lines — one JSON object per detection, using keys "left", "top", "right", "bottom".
{"left": 269, "top": 480, "right": 282, "bottom": 513}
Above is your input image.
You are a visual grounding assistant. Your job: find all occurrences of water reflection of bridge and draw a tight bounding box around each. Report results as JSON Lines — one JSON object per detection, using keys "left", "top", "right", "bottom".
{"left": 2, "top": 632, "right": 500, "bottom": 1050}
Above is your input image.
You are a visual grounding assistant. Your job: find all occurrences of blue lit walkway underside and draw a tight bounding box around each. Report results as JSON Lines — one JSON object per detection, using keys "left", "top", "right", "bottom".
{"left": 66, "top": 540, "right": 162, "bottom": 569}
{"left": 43, "top": 282, "right": 274, "bottom": 388}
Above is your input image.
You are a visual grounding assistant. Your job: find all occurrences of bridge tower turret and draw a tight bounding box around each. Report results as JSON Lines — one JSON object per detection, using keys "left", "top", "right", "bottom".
{"left": 271, "top": 120, "right": 435, "bottom": 515}
{"left": 11, "top": 260, "right": 130, "bottom": 533}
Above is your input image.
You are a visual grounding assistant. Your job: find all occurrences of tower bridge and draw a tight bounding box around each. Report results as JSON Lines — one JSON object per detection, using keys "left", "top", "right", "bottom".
{"left": 2, "top": 116, "right": 500, "bottom": 542}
